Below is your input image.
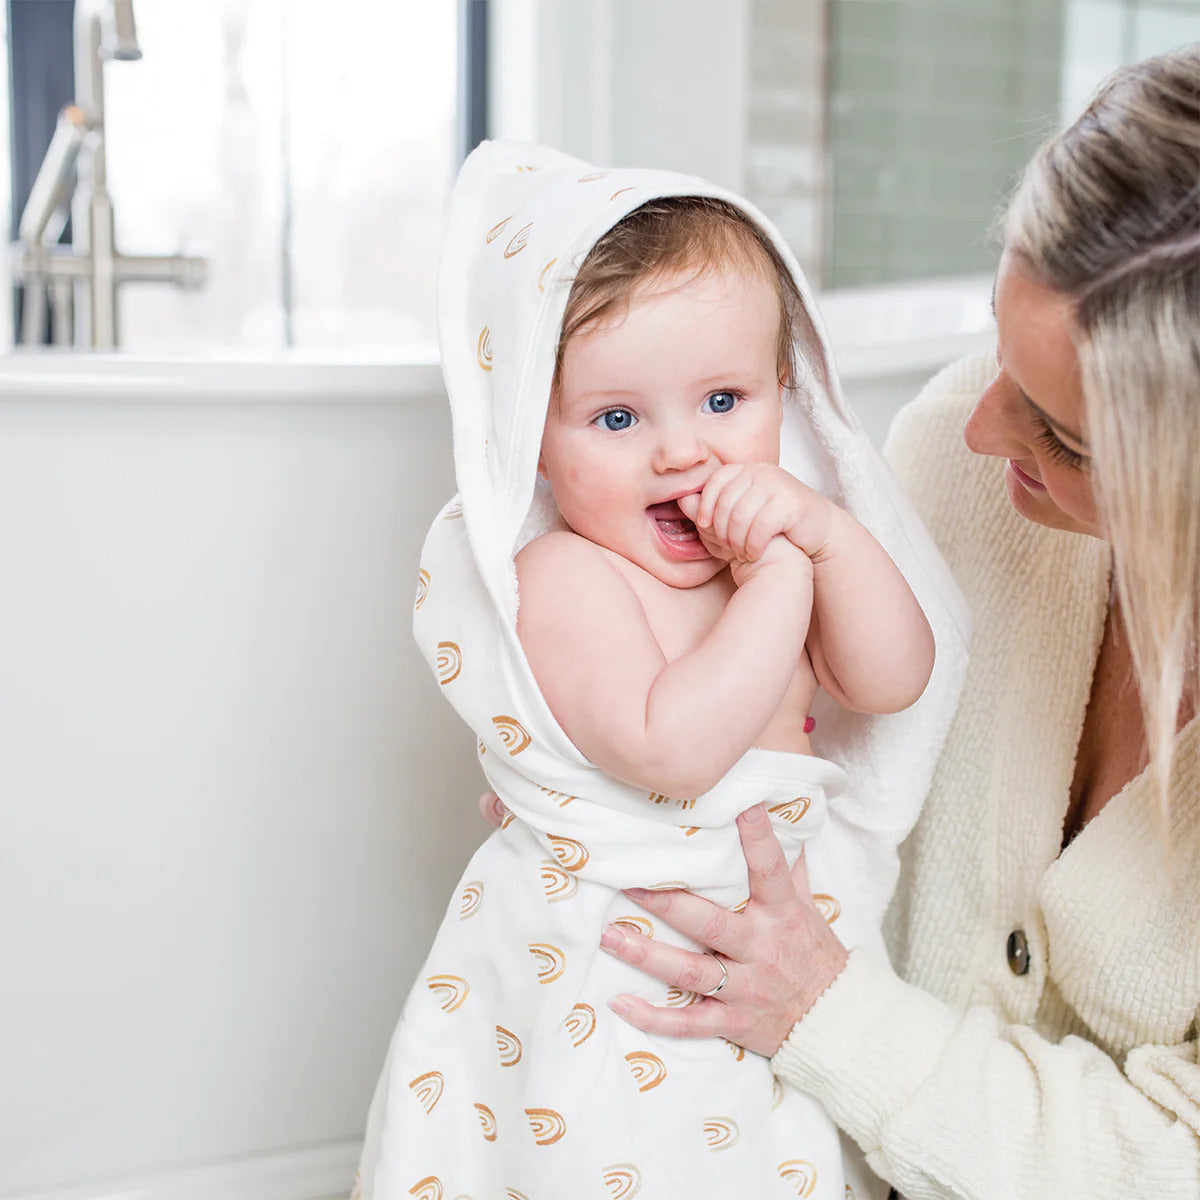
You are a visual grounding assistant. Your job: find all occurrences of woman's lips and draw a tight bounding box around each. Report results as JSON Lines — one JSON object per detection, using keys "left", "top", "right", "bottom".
{"left": 1008, "top": 460, "right": 1046, "bottom": 491}
{"left": 646, "top": 499, "right": 710, "bottom": 561}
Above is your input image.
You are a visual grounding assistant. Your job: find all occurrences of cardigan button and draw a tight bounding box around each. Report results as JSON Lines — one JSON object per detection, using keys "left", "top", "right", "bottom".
{"left": 1006, "top": 929, "right": 1031, "bottom": 976}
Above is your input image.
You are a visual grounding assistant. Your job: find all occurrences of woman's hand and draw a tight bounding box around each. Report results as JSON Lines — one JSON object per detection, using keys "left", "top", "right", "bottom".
{"left": 478, "top": 790, "right": 508, "bottom": 827}
{"left": 599, "top": 803, "right": 848, "bottom": 1057}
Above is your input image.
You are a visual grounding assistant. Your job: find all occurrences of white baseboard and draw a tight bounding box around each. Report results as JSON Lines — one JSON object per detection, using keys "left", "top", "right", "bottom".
{"left": 7, "top": 1141, "right": 362, "bottom": 1200}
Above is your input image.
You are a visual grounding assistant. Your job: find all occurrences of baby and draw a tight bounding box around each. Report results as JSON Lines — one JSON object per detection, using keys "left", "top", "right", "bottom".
{"left": 354, "top": 144, "right": 962, "bottom": 1200}
{"left": 519, "top": 198, "right": 933, "bottom": 807}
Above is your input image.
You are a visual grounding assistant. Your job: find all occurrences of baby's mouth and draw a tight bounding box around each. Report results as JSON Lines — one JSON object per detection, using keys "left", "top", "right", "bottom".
{"left": 646, "top": 499, "right": 699, "bottom": 542}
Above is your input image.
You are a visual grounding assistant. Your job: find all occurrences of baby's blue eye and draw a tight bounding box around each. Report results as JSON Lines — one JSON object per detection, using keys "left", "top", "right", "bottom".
{"left": 595, "top": 408, "right": 636, "bottom": 431}
{"left": 704, "top": 391, "right": 738, "bottom": 414}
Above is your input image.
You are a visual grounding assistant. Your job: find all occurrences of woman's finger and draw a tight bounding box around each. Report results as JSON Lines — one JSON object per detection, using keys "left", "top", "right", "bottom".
{"left": 478, "top": 789, "right": 507, "bottom": 827}
{"left": 606, "top": 992, "right": 730, "bottom": 1040}
{"left": 737, "top": 804, "right": 799, "bottom": 909}
{"left": 621, "top": 887, "right": 754, "bottom": 962}
{"left": 600, "top": 922, "right": 741, "bottom": 995}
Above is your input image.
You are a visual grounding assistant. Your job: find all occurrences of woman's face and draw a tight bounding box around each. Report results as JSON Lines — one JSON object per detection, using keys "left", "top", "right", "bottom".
{"left": 964, "top": 250, "right": 1101, "bottom": 538}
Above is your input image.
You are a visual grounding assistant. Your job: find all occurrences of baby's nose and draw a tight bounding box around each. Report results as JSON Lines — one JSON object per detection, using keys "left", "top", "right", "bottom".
{"left": 652, "top": 425, "right": 708, "bottom": 473}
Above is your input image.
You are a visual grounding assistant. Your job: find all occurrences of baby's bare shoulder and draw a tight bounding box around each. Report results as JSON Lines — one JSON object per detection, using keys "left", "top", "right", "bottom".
{"left": 516, "top": 531, "right": 630, "bottom": 605}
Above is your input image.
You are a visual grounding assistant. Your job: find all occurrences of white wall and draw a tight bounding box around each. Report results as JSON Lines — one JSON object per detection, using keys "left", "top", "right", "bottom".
{"left": 0, "top": 364, "right": 485, "bottom": 1198}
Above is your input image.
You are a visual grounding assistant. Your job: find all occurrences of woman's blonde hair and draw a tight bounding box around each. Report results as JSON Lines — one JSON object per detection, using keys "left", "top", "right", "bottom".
{"left": 1004, "top": 45, "right": 1200, "bottom": 826}
{"left": 554, "top": 196, "right": 807, "bottom": 390}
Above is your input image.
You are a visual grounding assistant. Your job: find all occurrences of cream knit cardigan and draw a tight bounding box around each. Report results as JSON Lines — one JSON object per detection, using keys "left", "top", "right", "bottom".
{"left": 772, "top": 353, "right": 1200, "bottom": 1199}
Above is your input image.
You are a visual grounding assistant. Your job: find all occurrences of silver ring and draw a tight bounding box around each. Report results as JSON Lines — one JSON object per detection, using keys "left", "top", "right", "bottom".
{"left": 699, "top": 954, "right": 728, "bottom": 997}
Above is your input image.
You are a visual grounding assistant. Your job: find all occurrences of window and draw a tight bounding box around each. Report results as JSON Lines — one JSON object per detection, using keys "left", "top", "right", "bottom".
{"left": 5, "top": 0, "right": 456, "bottom": 354}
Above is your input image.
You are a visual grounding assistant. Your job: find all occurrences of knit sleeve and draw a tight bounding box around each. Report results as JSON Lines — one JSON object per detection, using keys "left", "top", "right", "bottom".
{"left": 772, "top": 950, "right": 1200, "bottom": 1199}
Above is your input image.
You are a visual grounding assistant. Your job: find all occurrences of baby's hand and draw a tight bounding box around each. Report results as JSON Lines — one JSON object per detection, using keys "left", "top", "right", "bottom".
{"left": 678, "top": 464, "right": 836, "bottom": 566}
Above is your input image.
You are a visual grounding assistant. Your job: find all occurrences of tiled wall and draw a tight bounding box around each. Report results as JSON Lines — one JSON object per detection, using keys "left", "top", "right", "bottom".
{"left": 826, "top": 0, "right": 1064, "bottom": 287}
{"left": 746, "top": 0, "right": 1065, "bottom": 289}
{"left": 748, "top": 0, "right": 1200, "bottom": 291}
{"left": 746, "top": 0, "right": 829, "bottom": 284}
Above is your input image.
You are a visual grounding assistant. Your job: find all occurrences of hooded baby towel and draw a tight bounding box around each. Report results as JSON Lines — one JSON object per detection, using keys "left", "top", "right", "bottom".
{"left": 355, "top": 142, "right": 971, "bottom": 1200}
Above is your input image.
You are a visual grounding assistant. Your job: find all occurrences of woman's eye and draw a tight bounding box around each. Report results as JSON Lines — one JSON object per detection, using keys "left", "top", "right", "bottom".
{"left": 595, "top": 408, "right": 635, "bottom": 431}
{"left": 704, "top": 391, "right": 739, "bottom": 414}
{"left": 1033, "top": 415, "right": 1087, "bottom": 470}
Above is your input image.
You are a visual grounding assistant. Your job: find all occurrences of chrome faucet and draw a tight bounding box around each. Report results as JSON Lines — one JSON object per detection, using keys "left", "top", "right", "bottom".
{"left": 10, "top": 0, "right": 207, "bottom": 349}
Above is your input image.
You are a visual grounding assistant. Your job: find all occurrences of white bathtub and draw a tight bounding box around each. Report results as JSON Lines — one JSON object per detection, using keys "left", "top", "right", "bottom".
{"left": 0, "top": 323, "right": 990, "bottom": 1200}
{"left": 0, "top": 356, "right": 486, "bottom": 1200}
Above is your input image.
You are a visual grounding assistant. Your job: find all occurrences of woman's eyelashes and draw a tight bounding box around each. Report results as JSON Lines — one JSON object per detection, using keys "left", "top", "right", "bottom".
{"left": 1033, "top": 414, "right": 1088, "bottom": 470}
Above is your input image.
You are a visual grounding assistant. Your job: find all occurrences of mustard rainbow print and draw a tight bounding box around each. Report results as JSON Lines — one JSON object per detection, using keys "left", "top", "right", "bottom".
{"left": 768, "top": 797, "right": 812, "bottom": 824}
{"left": 408, "top": 1178, "right": 442, "bottom": 1200}
{"left": 612, "top": 915, "right": 654, "bottom": 938}
{"left": 525, "top": 1106, "right": 567, "bottom": 1145}
{"left": 528, "top": 942, "right": 565, "bottom": 984}
{"left": 501, "top": 809, "right": 516, "bottom": 830}
{"left": 645, "top": 880, "right": 689, "bottom": 891}
{"left": 772, "top": 1076, "right": 785, "bottom": 1109}
{"left": 601, "top": 1164, "right": 642, "bottom": 1198}
{"left": 578, "top": 171, "right": 609, "bottom": 182}
{"left": 540, "top": 860, "right": 578, "bottom": 902}
{"left": 426, "top": 974, "right": 469, "bottom": 1013}
{"left": 539, "top": 785, "right": 576, "bottom": 806}
{"left": 724, "top": 1039, "right": 745, "bottom": 1063}
{"left": 649, "top": 792, "right": 696, "bottom": 810}
{"left": 477, "top": 326, "right": 493, "bottom": 371}
{"left": 624, "top": 1050, "right": 666, "bottom": 1092}
{"left": 496, "top": 1024, "right": 522, "bottom": 1067}
{"left": 537, "top": 257, "right": 557, "bottom": 293}
{"left": 703, "top": 1117, "right": 740, "bottom": 1151}
{"left": 436, "top": 641, "right": 462, "bottom": 685}
{"left": 503, "top": 222, "right": 532, "bottom": 258}
{"left": 731, "top": 897, "right": 750, "bottom": 913}
{"left": 682, "top": 825, "right": 701, "bottom": 837}
{"left": 665, "top": 986, "right": 700, "bottom": 1008}
{"left": 506, "top": 1191, "right": 533, "bottom": 1200}
{"left": 547, "top": 834, "right": 589, "bottom": 872}
{"left": 814, "top": 893, "right": 842, "bottom": 923}
{"left": 491, "top": 714, "right": 531, "bottom": 755}
{"left": 408, "top": 1070, "right": 444, "bottom": 1114}
{"left": 415, "top": 568, "right": 430, "bottom": 611}
{"left": 458, "top": 881, "right": 483, "bottom": 919}
{"left": 610, "top": 186, "right": 636, "bottom": 201}
{"left": 485, "top": 216, "right": 511, "bottom": 243}
{"left": 564, "top": 1002, "right": 597, "bottom": 1047}
{"left": 778, "top": 1160, "right": 818, "bottom": 1197}
{"left": 474, "top": 1101, "right": 497, "bottom": 1142}
{"left": 442, "top": 501, "right": 463, "bottom": 520}
{"left": 350, "top": 1171, "right": 362, "bottom": 1200}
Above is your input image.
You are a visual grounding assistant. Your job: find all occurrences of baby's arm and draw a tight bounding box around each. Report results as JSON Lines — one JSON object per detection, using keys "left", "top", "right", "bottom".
{"left": 515, "top": 529, "right": 811, "bottom": 798}
{"left": 681, "top": 464, "right": 934, "bottom": 714}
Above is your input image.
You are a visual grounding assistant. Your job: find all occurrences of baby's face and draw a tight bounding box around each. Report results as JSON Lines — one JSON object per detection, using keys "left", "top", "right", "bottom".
{"left": 539, "top": 265, "right": 783, "bottom": 589}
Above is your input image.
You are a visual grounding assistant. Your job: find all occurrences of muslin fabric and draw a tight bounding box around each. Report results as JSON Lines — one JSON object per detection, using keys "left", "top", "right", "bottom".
{"left": 354, "top": 141, "right": 971, "bottom": 1200}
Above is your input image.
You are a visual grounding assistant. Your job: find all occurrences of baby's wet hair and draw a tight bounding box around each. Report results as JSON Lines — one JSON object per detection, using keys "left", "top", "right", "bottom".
{"left": 554, "top": 196, "right": 806, "bottom": 392}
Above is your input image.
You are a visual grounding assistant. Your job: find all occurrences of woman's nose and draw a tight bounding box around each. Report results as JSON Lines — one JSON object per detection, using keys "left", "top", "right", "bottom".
{"left": 964, "top": 367, "right": 1027, "bottom": 460}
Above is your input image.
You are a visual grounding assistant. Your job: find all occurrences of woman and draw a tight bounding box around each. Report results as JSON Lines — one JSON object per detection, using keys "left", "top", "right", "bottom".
{"left": 578, "top": 45, "right": 1200, "bottom": 1196}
